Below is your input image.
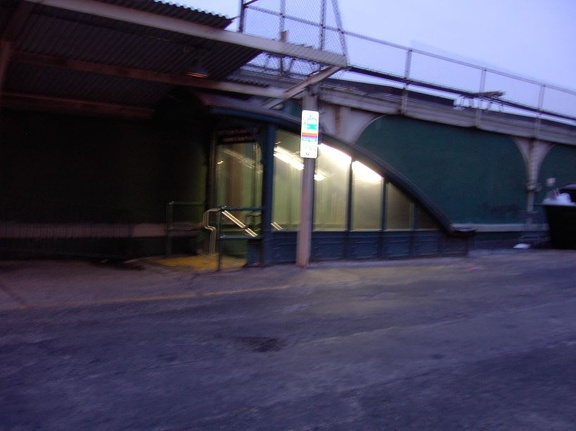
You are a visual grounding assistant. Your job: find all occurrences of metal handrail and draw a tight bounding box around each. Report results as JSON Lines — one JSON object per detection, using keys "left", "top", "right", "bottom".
{"left": 202, "top": 206, "right": 263, "bottom": 271}
{"left": 165, "top": 201, "right": 205, "bottom": 256}
{"left": 202, "top": 208, "right": 220, "bottom": 255}
{"left": 221, "top": 210, "right": 258, "bottom": 237}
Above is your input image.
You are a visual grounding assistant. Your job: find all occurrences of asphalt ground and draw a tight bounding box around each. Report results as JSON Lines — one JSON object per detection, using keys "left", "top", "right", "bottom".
{"left": 1, "top": 249, "right": 576, "bottom": 430}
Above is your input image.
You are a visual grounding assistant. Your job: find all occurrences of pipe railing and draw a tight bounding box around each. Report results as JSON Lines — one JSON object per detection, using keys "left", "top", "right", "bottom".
{"left": 239, "top": 3, "right": 576, "bottom": 127}
{"left": 165, "top": 201, "right": 205, "bottom": 257}
{"left": 202, "top": 206, "right": 263, "bottom": 270}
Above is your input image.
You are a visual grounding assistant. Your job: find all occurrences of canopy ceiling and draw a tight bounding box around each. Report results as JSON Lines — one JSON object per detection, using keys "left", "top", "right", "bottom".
{"left": 0, "top": 0, "right": 346, "bottom": 118}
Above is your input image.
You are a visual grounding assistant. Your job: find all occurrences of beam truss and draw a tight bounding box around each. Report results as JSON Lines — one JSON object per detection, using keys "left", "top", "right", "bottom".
{"left": 2, "top": 0, "right": 347, "bottom": 113}
{"left": 24, "top": 0, "right": 347, "bottom": 68}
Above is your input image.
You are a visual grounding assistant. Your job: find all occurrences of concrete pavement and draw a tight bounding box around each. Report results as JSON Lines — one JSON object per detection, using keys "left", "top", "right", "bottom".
{"left": 1, "top": 249, "right": 576, "bottom": 430}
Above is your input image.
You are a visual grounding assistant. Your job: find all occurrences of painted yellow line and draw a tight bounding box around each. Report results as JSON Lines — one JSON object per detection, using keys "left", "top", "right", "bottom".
{"left": 1, "top": 284, "right": 291, "bottom": 311}
{"left": 0, "top": 282, "right": 31, "bottom": 309}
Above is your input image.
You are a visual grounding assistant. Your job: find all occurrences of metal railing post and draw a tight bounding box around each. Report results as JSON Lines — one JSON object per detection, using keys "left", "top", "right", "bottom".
{"left": 216, "top": 207, "right": 224, "bottom": 271}
{"left": 535, "top": 84, "right": 546, "bottom": 138}
{"left": 475, "top": 68, "right": 487, "bottom": 128}
{"left": 165, "top": 201, "right": 174, "bottom": 257}
{"left": 165, "top": 201, "right": 206, "bottom": 257}
{"left": 401, "top": 49, "right": 412, "bottom": 115}
{"left": 202, "top": 206, "right": 263, "bottom": 271}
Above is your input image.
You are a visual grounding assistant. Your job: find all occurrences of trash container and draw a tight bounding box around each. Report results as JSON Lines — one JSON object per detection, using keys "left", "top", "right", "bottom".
{"left": 559, "top": 184, "right": 576, "bottom": 202}
{"left": 542, "top": 184, "right": 576, "bottom": 249}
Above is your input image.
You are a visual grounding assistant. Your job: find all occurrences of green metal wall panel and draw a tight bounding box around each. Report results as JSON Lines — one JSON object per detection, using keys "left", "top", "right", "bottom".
{"left": 1, "top": 110, "right": 208, "bottom": 224}
{"left": 357, "top": 116, "right": 526, "bottom": 224}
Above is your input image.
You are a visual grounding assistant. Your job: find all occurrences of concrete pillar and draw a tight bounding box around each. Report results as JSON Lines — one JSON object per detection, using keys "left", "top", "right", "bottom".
{"left": 261, "top": 124, "right": 276, "bottom": 266}
{"left": 515, "top": 137, "right": 553, "bottom": 212}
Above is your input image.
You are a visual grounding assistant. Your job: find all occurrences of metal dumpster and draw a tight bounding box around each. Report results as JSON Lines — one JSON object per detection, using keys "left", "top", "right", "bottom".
{"left": 542, "top": 184, "right": 576, "bottom": 249}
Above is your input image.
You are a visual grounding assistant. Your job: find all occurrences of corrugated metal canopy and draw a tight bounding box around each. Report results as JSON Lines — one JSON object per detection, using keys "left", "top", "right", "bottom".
{"left": 0, "top": 0, "right": 267, "bottom": 118}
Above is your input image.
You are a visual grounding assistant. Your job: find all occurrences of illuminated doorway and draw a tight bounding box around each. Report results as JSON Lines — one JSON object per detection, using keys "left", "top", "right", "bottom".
{"left": 212, "top": 126, "right": 263, "bottom": 259}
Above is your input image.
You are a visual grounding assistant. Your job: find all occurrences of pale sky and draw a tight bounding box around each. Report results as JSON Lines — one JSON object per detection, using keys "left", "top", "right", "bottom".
{"left": 175, "top": 0, "right": 576, "bottom": 92}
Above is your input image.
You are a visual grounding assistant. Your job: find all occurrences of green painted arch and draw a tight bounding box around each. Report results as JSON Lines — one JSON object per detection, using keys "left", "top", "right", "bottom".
{"left": 356, "top": 116, "right": 526, "bottom": 224}
{"left": 538, "top": 144, "right": 576, "bottom": 201}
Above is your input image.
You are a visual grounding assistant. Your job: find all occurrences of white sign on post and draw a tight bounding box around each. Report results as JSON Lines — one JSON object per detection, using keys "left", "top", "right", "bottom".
{"left": 300, "top": 110, "right": 319, "bottom": 159}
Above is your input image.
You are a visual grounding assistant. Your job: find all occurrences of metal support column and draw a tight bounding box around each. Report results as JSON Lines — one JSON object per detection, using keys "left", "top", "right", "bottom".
{"left": 261, "top": 124, "right": 276, "bottom": 266}
{"left": 1, "top": 0, "right": 36, "bottom": 106}
{"left": 0, "top": 41, "right": 12, "bottom": 106}
{"left": 296, "top": 88, "right": 318, "bottom": 268}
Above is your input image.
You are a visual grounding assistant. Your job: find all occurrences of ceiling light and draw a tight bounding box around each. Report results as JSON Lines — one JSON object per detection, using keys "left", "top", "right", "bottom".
{"left": 185, "top": 59, "right": 209, "bottom": 79}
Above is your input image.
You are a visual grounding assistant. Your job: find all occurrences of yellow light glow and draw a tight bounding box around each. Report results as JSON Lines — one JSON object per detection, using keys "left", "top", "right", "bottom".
{"left": 273, "top": 147, "right": 304, "bottom": 170}
{"left": 352, "top": 161, "right": 382, "bottom": 184}
{"left": 319, "top": 144, "right": 351, "bottom": 164}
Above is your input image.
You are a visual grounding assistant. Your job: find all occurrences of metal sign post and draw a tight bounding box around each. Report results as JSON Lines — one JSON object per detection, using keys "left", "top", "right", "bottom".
{"left": 300, "top": 110, "right": 319, "bottom": 158}
{"left": 296, "top": 96, "right": 319, "bottom": 268}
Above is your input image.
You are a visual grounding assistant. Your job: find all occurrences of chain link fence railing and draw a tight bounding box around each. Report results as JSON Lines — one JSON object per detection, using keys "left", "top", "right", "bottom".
{"left": 240, "top": 0, "right": 347, "bottom": 55}
{"left": 239, "top": 0, "right": 576, "bottom": 127}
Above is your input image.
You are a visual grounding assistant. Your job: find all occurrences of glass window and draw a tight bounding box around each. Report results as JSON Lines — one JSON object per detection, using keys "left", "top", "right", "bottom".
{"left": 270, "top": 134, "right": 435, "bottom": 234}
{"left": 352, "top": 161, "right": 383, "bottom": 230}
{"left": 416, "top": 206, "right": 439, "bottom": 230}
{"left": 215, "top": 142, "right": 262, "bottom": 208}
{"left": 385, "top": 182, "right": 412, "bottom": 230}
{"left": 314, "top": 144, "right": 350, "bottom": 231}
{"left": 272, "top": 131, "right": 302, "bottom": 230}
